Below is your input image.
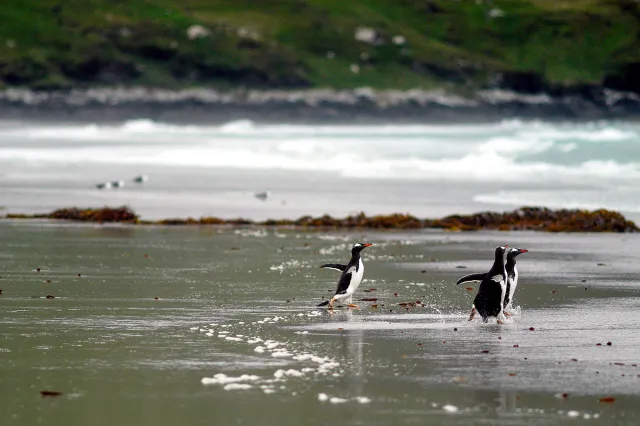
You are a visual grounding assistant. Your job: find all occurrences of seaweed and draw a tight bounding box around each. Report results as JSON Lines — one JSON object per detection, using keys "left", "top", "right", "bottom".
{"left": 47, "top": 207, "right": 139, "bottom": 223}
{"left": 3, "top": 206, "right": 637, "bottom": 232}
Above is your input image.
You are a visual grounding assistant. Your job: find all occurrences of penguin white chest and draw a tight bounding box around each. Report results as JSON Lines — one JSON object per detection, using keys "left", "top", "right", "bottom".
{"left": 346, "top": 259, "right": 364, "bottom": 294}
{"left": 508, "top": 268, "right": 519, "bottom": 299}
{"left": 491, "top": 273, "right": 507, "bottom": 311}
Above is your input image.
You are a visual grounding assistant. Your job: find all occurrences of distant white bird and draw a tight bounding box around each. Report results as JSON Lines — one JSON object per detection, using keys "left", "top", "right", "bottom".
{"left": 133, "top": 175, "right": 148, "bottom": 184}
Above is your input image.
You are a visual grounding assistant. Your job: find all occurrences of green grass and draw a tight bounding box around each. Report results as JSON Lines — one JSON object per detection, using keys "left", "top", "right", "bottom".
{"left": 0, "top": 0, "right": 639, "bottom": 91}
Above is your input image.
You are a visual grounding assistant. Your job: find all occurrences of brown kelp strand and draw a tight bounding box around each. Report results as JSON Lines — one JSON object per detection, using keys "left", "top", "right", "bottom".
{"left": 3, "top": 206, "right": 638, "bottom": 232}
{"left": 7, "top": 207, "right": 139, "bottom": 223}
{"left": 425, "top": 207, "right": 638, "bottom": 232}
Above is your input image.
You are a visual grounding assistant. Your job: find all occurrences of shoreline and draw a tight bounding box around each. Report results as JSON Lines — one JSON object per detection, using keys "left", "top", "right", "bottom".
{"left": 1, "top": 87, "right": 640, "bottom": 123}
{"left": 4, "top": 206, "right": 638, "bottom": 233}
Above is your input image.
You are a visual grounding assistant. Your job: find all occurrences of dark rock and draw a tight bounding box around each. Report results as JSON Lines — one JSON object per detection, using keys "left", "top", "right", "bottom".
{"left": 604, "top": 62, "right": 640, "bottom": 93}
{"left": 499, "top": 71, "right": 548, "bottom": 94}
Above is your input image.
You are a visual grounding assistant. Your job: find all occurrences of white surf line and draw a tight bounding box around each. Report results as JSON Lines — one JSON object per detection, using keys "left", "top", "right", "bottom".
{"left": 432, "top": 403, "right": 601, "bottom": 419}
{"left": 194, "top": 309, "right": 371, "bottom": 402}
{"left": 317, "top": 393, "right": 371, "bottom": 404}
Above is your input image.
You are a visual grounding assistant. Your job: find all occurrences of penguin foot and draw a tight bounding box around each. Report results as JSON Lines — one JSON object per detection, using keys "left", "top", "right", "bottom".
{"left": 504, "top": 311, "right": 511, "bottom": 317}
{"left": 468, "top": 307, "right": 477, "bottom": 321}
{"left": 347, "top": 303, "right": 360, "bottom": 309}
{"left": 497, "top": 319, "right": 505, "bottom": 325}
{"left": 328, "top": 297, "right": 337, "bottom": 309}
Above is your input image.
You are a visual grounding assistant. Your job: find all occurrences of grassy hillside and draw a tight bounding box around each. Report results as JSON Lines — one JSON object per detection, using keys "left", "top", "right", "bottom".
{"left": 0, "top": 0, "right": 639, "bottom": 92}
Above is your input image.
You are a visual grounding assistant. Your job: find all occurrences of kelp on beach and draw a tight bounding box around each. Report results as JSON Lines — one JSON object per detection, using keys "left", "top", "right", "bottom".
{"left": 4, "top": 206, "right": 638, "bottom": 232}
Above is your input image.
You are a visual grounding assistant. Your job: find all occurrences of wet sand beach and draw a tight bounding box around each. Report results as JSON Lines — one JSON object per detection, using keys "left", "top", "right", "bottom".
{"left": 1, "top": 221, "right": 639, "bottom": 425}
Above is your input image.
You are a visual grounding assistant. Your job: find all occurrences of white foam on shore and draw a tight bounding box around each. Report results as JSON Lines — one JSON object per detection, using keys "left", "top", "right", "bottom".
{"left": 201, "top": 373, "right": 260, "bottom": 385}
{"left": 274, "top": 369, "right": 304, "bottom": 379}
{"left": 223, "top": 383, "right": 253, "bottom": 391}
{"left": 196, "top": 310, "right": 345, "bottom": 397}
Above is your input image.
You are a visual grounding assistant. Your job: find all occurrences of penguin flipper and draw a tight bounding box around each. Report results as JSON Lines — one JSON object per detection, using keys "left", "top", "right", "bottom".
{"left": 456, "top": 273, "right": 487, "bottom": 285}
{"left": 320, "top": 263, "right": 347, "bottom": 272}
{"left": 317, "top": 300, "right": 330, "bottom": 307}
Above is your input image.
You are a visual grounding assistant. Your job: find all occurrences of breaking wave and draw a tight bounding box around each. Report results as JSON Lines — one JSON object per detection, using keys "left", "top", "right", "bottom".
{"left": 1, "top": 118, "right": 639, "bottom": 184}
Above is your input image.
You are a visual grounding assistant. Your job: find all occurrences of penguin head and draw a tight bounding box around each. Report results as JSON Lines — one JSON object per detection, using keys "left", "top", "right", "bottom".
{"left": 352, "top": 242, "right": 372, "bottom": 255}
{"left": 494, "top": 245, "right": 508, "bottom": 259}
{"left": 508, "top": 247, "right": 528, "bottom": 259}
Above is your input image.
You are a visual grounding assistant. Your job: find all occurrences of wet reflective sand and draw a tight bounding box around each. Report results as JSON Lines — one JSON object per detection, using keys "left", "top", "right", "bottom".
{"left": 1, "top": 221, "right": 639, "bottom": 425}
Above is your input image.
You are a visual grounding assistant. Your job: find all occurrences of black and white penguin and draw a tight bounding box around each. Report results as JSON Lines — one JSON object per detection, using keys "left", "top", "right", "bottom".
{"left": 503, "top": 247, "right": 528, "bottom": 313}
{"left": 456, "top": 245, "right": 508, "bottom": 324}
{"left": 318, "top": 242, "right": 372, "bottom": 309}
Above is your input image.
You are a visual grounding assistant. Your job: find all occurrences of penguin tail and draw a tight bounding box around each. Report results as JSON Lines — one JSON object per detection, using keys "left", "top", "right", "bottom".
{"left": 317, "top": 300, "right": 330, "bottom": 307}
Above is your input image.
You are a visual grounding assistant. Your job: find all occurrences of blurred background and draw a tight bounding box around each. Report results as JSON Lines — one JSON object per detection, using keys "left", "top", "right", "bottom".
{"left": 1, "top": 0, "right": 639, "bottom": 221}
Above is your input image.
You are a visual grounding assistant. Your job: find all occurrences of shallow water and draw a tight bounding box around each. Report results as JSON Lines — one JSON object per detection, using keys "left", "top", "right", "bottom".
{"left": 1, "top": 222, "right": 640, "bottom": 425}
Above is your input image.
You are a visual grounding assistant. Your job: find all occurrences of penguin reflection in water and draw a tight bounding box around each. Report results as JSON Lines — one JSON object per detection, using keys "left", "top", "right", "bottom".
{"left": 318, "top": 243, "right": 372, "bottom": 309}
{"left": 457, "top": 246, "right": 509, "bottom": 324}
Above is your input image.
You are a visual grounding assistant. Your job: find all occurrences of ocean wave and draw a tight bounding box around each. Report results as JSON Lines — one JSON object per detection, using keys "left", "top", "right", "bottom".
{"left": 1, "top": 119, "right": 638, "bottom": 184}
{"left": 1, "top": 142, "right": 639, "bottom": 183}
{"left": 0, "top": 118, "right": 552, "bottom": 139}
{"left": 4, "top": 118, "right": 637, "bottom": 141}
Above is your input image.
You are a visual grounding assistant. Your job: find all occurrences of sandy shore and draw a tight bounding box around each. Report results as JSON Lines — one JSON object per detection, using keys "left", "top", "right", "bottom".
{"left": 1, "top": 223, "right": 639, "bottom": 425}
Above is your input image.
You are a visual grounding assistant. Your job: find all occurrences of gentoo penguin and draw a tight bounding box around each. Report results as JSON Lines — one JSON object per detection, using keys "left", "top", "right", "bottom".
{"left": 456, "top": 245, "right": 508, "bottom": 324}
{"left": 503, "top": 247, "right": 528, "bottom": 313}
{"left": 317, "top": 243, "right": 372, "bottom": 309}
{"left": 133, "top": 175, "right": 148, "bottom": 184}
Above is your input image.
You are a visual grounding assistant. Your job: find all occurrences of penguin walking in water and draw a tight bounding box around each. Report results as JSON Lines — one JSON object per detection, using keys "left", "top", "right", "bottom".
{"left": 318, "top": 243, "right": 372, "bottom": 309}
{"left": 503, "top": 247, "right": 528, "bottom": 314}
{"left": 456, "top": 245, "right": 508, "bottom": 324}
